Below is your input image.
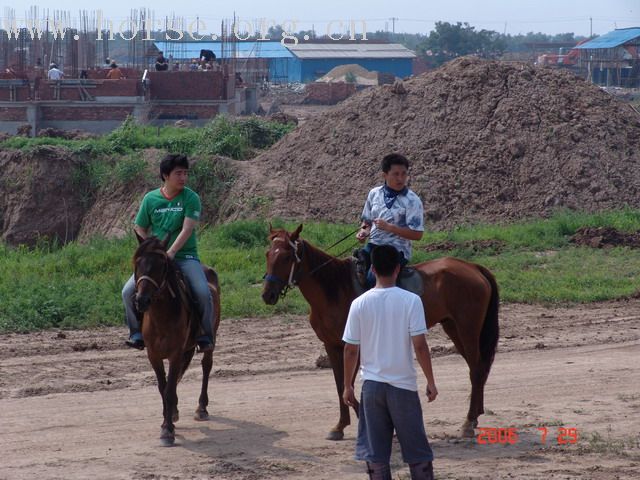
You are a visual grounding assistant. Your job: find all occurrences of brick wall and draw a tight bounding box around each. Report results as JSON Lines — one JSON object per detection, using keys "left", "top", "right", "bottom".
{"left": 40, "top": 106, "right": 135, "bottom": 121}
{"left": 0, "top": 83, "right": 30, "bottom": 101}
{"left": 148, "top": 72, "right": 226, "bottom": 100}
{"left": 303, "top": 82, "right": 357, "bottom": 105}
{"left": 38, "top": 79, "right": 140, "bottom": 101}
{"left": 0, "top": 106, "right": 27, "bottom": 121}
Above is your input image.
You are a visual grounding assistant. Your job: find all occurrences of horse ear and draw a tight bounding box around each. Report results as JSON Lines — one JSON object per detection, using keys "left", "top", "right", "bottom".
{"left": 135, "top": 231, "right": 145, "bottom": 245}
{"left": 290, "top": 224, "right": 303, "bottom": 241}
{"left": 161, "top": 234, "right": 171, "bottom": 250}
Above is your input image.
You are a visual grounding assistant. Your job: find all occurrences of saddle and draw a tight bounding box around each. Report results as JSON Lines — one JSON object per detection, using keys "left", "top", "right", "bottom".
{"left": 352, "top": 248, "right": 424, "bottom": 297}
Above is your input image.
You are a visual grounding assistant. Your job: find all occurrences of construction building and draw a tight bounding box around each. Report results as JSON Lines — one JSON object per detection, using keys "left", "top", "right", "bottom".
{"left": 151, "top": 41, "right": 416, "bottom": 84}
{"left": 576, "top": 27, "right": 640, "bottom": 87}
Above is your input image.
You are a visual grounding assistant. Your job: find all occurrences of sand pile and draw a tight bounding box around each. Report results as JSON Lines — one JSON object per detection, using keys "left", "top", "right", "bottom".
{"left": 317, "top": 64, "right": 379, "bottom": 86}
{"left": 221, "top": 57, "right": 640, "bottom": 228}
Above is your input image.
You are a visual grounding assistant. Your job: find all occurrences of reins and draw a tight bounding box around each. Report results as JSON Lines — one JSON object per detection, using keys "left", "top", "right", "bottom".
{"left": 266, "top": 227, "right": 360, "bottom": 299}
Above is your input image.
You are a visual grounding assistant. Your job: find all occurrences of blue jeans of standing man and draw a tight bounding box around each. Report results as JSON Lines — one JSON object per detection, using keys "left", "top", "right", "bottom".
{"left": 122, "top": 258, "right": 214, "bottom": 346}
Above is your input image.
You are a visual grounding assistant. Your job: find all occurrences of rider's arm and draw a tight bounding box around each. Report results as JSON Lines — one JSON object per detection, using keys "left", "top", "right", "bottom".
{"left": 167, "top": 217, "right": 197, "bottom": 259}
{"left": 373, "top": 220, "right": 423, "bottom": 241}
{"left": 133, "top": 224, "right": 149, "bottom": 239}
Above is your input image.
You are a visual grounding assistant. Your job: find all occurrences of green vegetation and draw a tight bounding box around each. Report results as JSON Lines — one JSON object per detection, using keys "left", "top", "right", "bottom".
{"left": 2, "top": 210, "right": 640, "bottom": 333}
{"left": 0, "top": 115, "right": 296, "bottom": 160}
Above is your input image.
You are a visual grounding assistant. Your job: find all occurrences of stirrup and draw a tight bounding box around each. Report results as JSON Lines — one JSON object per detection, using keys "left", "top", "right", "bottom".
{"left": 125, "top": 338, "right": 145, "bottom": 350}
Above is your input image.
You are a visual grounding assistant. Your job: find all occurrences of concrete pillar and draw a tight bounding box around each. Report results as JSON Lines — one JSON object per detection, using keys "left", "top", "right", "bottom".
{"left": 26, "top": 103, "right": 38, "bottom": 137}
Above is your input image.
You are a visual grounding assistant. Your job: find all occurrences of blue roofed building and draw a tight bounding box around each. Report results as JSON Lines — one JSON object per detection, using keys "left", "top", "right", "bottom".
{"left": 152, "top": 41, "right": 295, "bottom": 83}
{"left": 284, "top": 43, "right": 416, "bottom": 83}
{"left": 151, "top": 41, "right": 416, "bottom": 84}
{"left": 575, "top": 27, "right": 640, "bottom": 87}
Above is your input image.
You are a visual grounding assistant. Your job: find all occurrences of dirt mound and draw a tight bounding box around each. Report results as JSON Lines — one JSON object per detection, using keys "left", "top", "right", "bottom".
{"left": 222, "top": 57, "right": 640, "bottom": 227}
{"left": 317, "top": 64, "right": 379, "bottom": 86}
{"left": 0, "top": 146, "right": 88, "bottom": 246}
{"left": 569, "top": 226, "right": 640, "bottom": 248}
{"left": 77, "top": 150, "right": 166, "bottom": 241}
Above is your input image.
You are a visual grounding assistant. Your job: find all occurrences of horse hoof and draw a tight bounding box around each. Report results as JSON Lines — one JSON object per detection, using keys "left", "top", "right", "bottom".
{"left": 460, "top": 423, "right": 476, "bottom": 438}
{"left": 194, "top": 409, "right": 209, "bottom": 421}
{"left": 326, "top": 430, "right": 344, "bottom": 441}
{"left": 160, "top": 427, "right": 175, "bottom": 446}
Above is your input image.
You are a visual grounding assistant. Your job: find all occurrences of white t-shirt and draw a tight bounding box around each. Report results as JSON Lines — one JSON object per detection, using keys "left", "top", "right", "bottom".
{"left": 48, "top": 68, "right": 63, "bottom": 80}
{"left": 342, "top": 286, "right": 427, "bottom": 391}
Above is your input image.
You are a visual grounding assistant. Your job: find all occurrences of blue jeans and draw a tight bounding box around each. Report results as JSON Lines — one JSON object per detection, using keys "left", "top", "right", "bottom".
{"left": 122, "top": 258, "right": 214, "bottom": 344}
{"left": 356, "top": 380, "right": 433, "bottom": 464}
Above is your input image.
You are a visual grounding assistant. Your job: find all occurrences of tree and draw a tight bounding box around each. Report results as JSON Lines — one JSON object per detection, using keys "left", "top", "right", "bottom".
{"left": 417, "top": 22, "right": 506, "bottom": 67}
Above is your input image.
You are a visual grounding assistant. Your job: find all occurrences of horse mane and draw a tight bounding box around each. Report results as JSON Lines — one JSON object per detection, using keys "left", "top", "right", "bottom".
{"left": 300, "top": 239, "right": 354, "bottom": 303}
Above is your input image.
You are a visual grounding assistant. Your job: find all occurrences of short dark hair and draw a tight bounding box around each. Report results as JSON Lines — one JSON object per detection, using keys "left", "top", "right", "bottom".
{"left": 159, "top": 154, "right": 189, "bottom": 181}
{"left": 371, "top": 245, "right": 400, "bottom": 277}
{"left": 381, "top": 153, "right": 410, "bottom": 173}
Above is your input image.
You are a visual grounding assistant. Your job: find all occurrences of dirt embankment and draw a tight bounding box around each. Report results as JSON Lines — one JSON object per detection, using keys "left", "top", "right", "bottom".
{"left": 0, "top": 146, "right": 87, "bottom": 246}
{"left": 222, "top": 57, "right": 640, "bottom": 227}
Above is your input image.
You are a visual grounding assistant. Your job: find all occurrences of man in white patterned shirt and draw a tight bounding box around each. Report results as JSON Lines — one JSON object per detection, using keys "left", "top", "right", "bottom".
{"left": 356, "top": 153, "right": 424, "bottom": 288}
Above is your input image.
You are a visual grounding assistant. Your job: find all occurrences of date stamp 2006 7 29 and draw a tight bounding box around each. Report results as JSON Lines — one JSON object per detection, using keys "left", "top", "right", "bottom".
{"left": 476, "top": 427, "right": 579, "bottom": 445}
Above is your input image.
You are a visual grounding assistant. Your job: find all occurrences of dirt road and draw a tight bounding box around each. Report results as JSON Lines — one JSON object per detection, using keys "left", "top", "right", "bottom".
{"left": 1, "top": 301, "right": 639, "bottom": 479}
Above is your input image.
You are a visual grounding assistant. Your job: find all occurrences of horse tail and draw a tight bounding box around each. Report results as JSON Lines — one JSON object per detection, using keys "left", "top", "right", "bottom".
{"left": 476, "top": 264, "right": 500, "bottom": 374}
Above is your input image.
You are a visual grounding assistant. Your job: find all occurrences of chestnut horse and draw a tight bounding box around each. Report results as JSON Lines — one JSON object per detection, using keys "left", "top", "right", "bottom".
{"left": 262, "top": 225, "right": 499, "bottom": 440}
{"left": 133, "top": 235, "right": 221, "bottom": 446}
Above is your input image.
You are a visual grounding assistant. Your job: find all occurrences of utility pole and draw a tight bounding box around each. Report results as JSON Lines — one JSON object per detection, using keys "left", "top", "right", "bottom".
{"left": 590, "top": 17, "right": 592, "bottom": 37}
{"left": 389, "top": 17, "right": 398, "bottom": 35}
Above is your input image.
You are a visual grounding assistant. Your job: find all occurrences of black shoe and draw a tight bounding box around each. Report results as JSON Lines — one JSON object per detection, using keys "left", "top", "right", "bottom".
{"left": 125, "top": 338, "right": 145, "bottom": 350}
{"left": 197, "top": 340, "right": 214, "bottom": 353}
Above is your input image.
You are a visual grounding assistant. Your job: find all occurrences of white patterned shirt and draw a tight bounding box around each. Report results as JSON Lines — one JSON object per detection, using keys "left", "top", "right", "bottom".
{"left": 361, "top": 186, "right": 424, "bottom": 260}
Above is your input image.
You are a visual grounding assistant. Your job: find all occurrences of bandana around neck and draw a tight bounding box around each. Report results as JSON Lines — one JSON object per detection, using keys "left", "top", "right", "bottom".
{"left": 383, "top": 183, "right": 408, "bottom": 209}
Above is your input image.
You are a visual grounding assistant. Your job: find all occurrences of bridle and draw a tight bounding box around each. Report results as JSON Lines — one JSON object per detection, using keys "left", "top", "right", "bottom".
{"left": 135, "top": 249, "right": 176, "bottom": 299}
{"left": 263, "top": 228, "right": 360, "bottom": 299}
{"left": 263, "top": 237, "right": 304, "bottom": 299}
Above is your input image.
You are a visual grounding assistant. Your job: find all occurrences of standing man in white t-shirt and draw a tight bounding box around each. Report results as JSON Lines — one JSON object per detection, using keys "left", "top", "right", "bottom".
{"left": 343, "top": 244, "right": 438, "bottom": 480}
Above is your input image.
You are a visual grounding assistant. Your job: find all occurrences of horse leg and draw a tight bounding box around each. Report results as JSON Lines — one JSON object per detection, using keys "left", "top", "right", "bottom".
{"left": 148, "top": 354, "right": 169, "bottom": 427}
{"left": 440, "top": 318, "right": 466, "bottom": 359}
{"left": 173, "top": 347, "right": 197, "bottom": 423}
{"left": 324, "top": 343, "right": 351, "bottom": 441}
{"left": 459, "top": 342, "right": 484, "bottom": 438}
{"left": 160, "top": 357, "right": 181, "bottom": 446}
{"left": 195, "top": 350, "right": 213, "bottom": 421}
{"left": 439, "top": 319, "right": 479, "bottom": 437}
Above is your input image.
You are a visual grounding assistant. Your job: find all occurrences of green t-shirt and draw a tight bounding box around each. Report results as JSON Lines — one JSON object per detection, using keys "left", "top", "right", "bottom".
{"left": 135, "top": 187, "right": 201, "bottom": 260}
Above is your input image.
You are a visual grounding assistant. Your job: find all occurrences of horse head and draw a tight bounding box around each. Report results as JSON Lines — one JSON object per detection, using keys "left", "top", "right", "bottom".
{"left": 133, "top": 233, "right": 171, "bottom": 313}
{"left": 262, "top": 224, "right": 303, "bottom": 305}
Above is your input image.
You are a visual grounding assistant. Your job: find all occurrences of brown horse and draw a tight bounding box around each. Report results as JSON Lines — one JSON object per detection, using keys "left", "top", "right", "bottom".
{"left": 133, "top": 235, "right": 221, "bottom": 446}
{"left": 262, "top": 225, "right": 499, "bottom": 440}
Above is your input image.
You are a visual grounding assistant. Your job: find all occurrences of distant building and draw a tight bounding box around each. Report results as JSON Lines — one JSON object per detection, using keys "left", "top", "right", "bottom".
{"left": 576, "top": 27, "right": 640, "bottom": 87}
{"left": 151, "top": 41, "right": 416, "bottom": 84}
{"left": 284, "top": 43, "right": 416, "bottom": 83}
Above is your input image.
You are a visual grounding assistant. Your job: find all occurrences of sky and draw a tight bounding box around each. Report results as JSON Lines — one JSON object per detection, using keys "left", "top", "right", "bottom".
{"left": 1, "top": 0, "right": 638, "bottom": 37}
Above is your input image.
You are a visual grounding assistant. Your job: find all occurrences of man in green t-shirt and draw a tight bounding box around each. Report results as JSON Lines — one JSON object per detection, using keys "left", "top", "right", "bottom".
{"left": 121, "top": 153, "right": 214, "bottom": 351}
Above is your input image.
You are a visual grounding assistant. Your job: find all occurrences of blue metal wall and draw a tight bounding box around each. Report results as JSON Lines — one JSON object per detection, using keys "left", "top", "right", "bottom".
{"left": 268, "top": 58, "right": 301, "bottom": 83}
{"left": 298, "top": 58, "right": 413, "bottom": 83}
